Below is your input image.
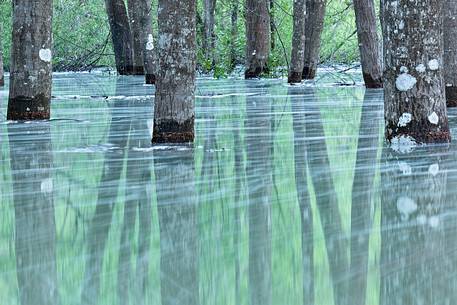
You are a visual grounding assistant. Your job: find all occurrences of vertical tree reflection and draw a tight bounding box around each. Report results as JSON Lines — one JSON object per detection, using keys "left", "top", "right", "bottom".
{"left": 380, "top": 147, "right": 448, "bottom": 305}
{"left": 245, "top": 83, "right": 272, "bottom": 305}
{"left": 290, "top": 86, "right": 314, "bottom": 305}
{"left": 348, "top": 90, "right": 382, "bottom": 305}
{"left": 8, "top": 122, "right": 59, "bottom": 305}
{"left": 155, "top": 148, "right": 199, "bottom": 305}
{"left": 304, "top": 88, "right": 348, "bottom": 305}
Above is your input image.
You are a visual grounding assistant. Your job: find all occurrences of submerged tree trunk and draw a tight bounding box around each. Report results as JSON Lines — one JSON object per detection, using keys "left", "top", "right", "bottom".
{"left": 353, "top": 0, "right": 383, "bottom": 88}
{"left": 245, "top": 0, "right": 271, "bottom": 78}
{"left": 203, "top": 0, "right": 216, "bottom": 69}
{"left": 7, "top": 0, "right": 53, "bottom": 120}
{"left": 383, "top": 0, "right": 451, "bottom": 144}
{"left": 444, "top": 0, "right": 457, "bottom": 107}
{"left": 105, "top": 0, "right": 134, "bottom": 75}
{"left": 0, "top": 23, "right": 4, "bottom": 87}
{"left": 230, "top": 0, "right": 238, "bottom": 69}
{"left": 288, "top": 0, "right": 306, "bottom": 83}
{"left": 152, "top": 0, "right": 196, "bottom": 143}
{"left": 302, "top": 0, "right": 326, "bottom": 79}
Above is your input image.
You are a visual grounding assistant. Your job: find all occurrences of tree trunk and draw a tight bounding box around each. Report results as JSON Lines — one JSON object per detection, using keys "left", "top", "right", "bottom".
{"left": 7, "top": 0, "right": 53, "bottom": 120}
{"left": 353, "top": 0, "right": 383, "bottom": 88}
{"left": 0, "top": 23, "right": 4, "bottom": 87}
{"left": 230, "top": 0, "right": 238, "bottom": 69}
{"left": 105, "top": 0, "right": 135, "bottom": 75}
{"left": 383, "top": 0, "right": 451, "bottom": 144}
{"left": 444, "top": 0, "right": 457, "bottom": 107}
{"left": 127, "top": 0, "right": 145, "bottom": 75}
{"left": 270, "top": 0, "right": 275, "bottom": 51}
{"left": 245, "top": 0, "right": 271, "bottom": 78}
{"left": 288, "top": 0, "right": 306, "bottom": 83}
{"left": 141, "top": 0, "right": 156, "bottom": 84}
{"left": 152, "top": 0, "right": 196, "bottom": 143}
{"left": 302, "top": 0, "right": 326, "bottom": 80}
{"left": 203, "top": 0, "right": 216, "bottom": 69}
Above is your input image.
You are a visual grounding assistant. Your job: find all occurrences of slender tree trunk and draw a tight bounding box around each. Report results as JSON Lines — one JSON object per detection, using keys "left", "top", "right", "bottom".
{"left": 0, "top": 23, "right": 4, "bottom": 87}
{"left": 105, "top": 0, "right": 135, "bottom": 75}
{"left": 288, "top": 0, "right": 306, "bottom": 83}
{"left": 203, "top": 0, "right": 216, "bottom": 69}
{"left": 141, "top": 0, "right": 156, "bottom": 84}
{"left": 444, "top": 0, "right": 457, "bottom": 107}
{"left": 9, "top": 123, "right": 59, "bottom": 305}
{"left": 230, "top": 0, "right": 238, "bottom": 70}
{"left": 7, "top": 0, "right": 53, "bottom": 120}
{"left": 152, "top": 0, "right": 196, "bottom": 143}
{"left": 353, "top": 0, "right": 383, "bottom": 88}
{"left": 302, "top": 0, "right": 326, "bottom": 79}
{"left": 245, "top": 0, "right": 271, "bottom": 78}
{"left": 270, "top": 0, "right": 275, "bottom": 51}
{"left": 383, "top": 0, "right": 451, "bottom": 144}
{"left": 127, "top": 0, "right": 145, "bottom": 75}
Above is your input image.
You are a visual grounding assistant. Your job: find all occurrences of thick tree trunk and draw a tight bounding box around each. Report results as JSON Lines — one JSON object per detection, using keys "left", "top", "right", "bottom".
{"left": 288, "top": 0, "right": 306, "bottom": 83}
{"left": 152, "top": 0, "right": 196, "bottom": 143}
{"left": 302, "top": 0, "right": 326, "bottom": 80}
{"left": 0, "top": 23, "right": 4, "bottom": 87}
{"left": 127, "top": 0, "right": 145, "bottom": 75}
{"left": 353, "top": 0, "right": 383, "bottom": 88}
{"left": 9, "top": 123, "right": 59, "bottom": 305}
{"left": 444, "top": 0, "right": 457, "bottom": 107}
{"left": 245, "top": 0, "right": 271, "bottom": 78}
{"left": 203, "top": 0, "right": 216, "bottom": 69}
{"left": 7, "top": 0, "right": 53, "bottom": 120}
{"left": 230, "top": 0, "right": 238, "bottom": 69}
{"left": 105, "top": 0, "right": 135, "bottom": 75}
{"left": 383, "top": 0, "right": 451, "bottom": 144}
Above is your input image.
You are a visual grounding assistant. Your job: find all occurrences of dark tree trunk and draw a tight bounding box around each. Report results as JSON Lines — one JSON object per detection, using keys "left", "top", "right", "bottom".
{"left": 105, "top": 0, "right": 135, "bottom": 75}
{"left": 245, "top": 0, "right": 271, "bottom": 78}
{"left": 9, "top": 123, "right": 59, "bottom": 305}
{"left": 152, "top": 0, "right": 196, "bottom": 143}
{"left": 230, "top": 0, "right": 238, "bottom": 69}
{"left": 288, "top": 0, "right": 306, "bottom": 83}
{"left": 348, "top": 90, "right": 382, "bottom": 305}
{"left": 7, "top": 0, "right": 53, "bottom": 120}
{"left": 155, "top": 149, "right": 199, "bottom": 305}
{"left": 353, "top": 0, "right": 383, "bottom": 88}
{"left": 444, "top": 0, "right": 457, "bottom": 107}
{"left": 127, "top": 0, "right": 146, "bottom": 75}
{"left": 383, "top": 0, "right": 451, "bottom": 144}
{"left": 141, "top": 0, "right": 156, "bottom": 84}
{"left": 203, "top": 0, "right": 216, "bottom": 69}
{"left": 302, "top": 0, "right": 326, "bottom": 80}
{"left": 270, "top": 0, "right": 275, "bottom": 51}
{"left": 0, "top": 23, "right": 4, "bottom": 87}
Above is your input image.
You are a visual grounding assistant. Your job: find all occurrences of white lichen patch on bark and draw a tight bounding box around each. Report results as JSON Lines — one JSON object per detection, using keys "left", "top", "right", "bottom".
{"left": 39, "top": 48, "right": 52, "bottom": 62}
{"left": 415, "top": 64, "right": 426, "bottom": 73}
{"left": 398, "top": 112, "right": 412, "bottom": 127}
{"left": 395, "top": 73, "right": 417, "bottom": 91}
{"left": 428, "top": 59, "right": 439, "bottom": 70}
{"left": 428, "top": 112, "right": 439, "bottom": 125}
{"left": 146, "top": 34, "right": 154, "bottom": 50}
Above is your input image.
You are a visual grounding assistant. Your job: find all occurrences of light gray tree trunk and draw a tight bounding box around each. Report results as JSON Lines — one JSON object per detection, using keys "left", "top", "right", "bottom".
{"left": 302, "top": 0, "right": 326, "bottom": 79}
{"left": 353, "top": 0, "right": 383, "bottom": 88}
{"left": 203, "top": 0, "right": 216, "bottom": 69}
{"left": 444, "top": 0, "right": 457, "bottom": 106}
{"left": 7, "top": 0, "right": 53, "bottom": 120}
{"left": 288, "top": 0, "right": 306, "bottom": 83}
{"left": 152, "top": 0, "right": 196, "bottom": 143}
{"left": 383, "top": 0, "right": 451, "bottom": 144}
{"left": 245, "top": 0, "right": 271, "bottom": 78}
{"left": 105, "top": 0, "right": 135, "bottom": 75}
{"left": 0, "top": 23, "right": 4, "bottom": 87}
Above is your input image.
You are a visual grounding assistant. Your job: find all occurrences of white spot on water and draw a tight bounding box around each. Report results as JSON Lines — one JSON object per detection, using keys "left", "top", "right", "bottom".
{"left": 415, "top": 64, "right": 426, "bottom": 73}
{"left": 398, "top": 112, "right": 412, "bottom": 127}
{"left": 39, "top": 48, "right": 52, "bottom": 62}
{"left": 146, "top": 34, "right": 154, "bottom": 51}
{"left": 428, "top": 112, "right": 439, "bottom": 125}
{"left": 428, "top": 163, "right": 439, "bottom": 176}
{"left": 396, "top": 73, "right": 417, "bottom": 91}
{"left": 417, "top": 214, "right": 427, "bottom": 225}
{"left": 398, "top": 162, "right": 412, "bottom": 175}
{"left": 41, "top": 178, "right": 53, "bottom": 193}
{"left": 26, "top": 107, "right": 30, "bottom": 112}
{"left": 429, "top": 216, "right": 440, "bottom": 228}
{"left": 391, "top": 135, "right": 417, "bottom": 153}
{"left": 428, "top": 59, "right": 439, "bottom": 71}
{"left": 397, "top": 196, "right": 417, "bottom": 220}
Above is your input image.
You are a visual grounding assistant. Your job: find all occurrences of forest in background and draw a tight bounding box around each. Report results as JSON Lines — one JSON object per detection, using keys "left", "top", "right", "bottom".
{"left": 0, "top": 0, "right": 368, "bottom": 76}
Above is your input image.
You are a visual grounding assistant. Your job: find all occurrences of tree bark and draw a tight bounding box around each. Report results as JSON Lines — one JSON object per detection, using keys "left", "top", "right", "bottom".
{"left": 203, "top": 0, "right": 216, "bottom": 69}
{"left": 444, "top": 0, "right": 457, "bottom": 107}
{"left": 383, "top": 0, "right": 451, "bottom": 144}
{"left": 353, "top": 0, "right": 383, "bottom": 88}
{"left": 288, "top": 0, "right": 306, "bottom": 83}
{"left": 105, "top": 0, "right": 135, "bottom": 75}
{"left": 230, "top": 0, "right": 238, "bottom": 69}
{"left": 7, "top": 0, "right": 53, "bottom": 120}
{"left": 245, "top": 0, "right": 271, "bottom": 78}
{"left": 127, "top": 0, "right": 145, "bottom": 75}
{"left": 152, "top": 0, "right": 196, "bottom": 143}
{"left": 302, "top": 0, "right": 326, "bottom": 80}
{"left": 0, "top": 23, "right": 4, "bottom": 87}
{"left": 141, "top": 0, "right": 156, "bottom": 84}
{"left": 270, "top": 0, "right": 275, "bottom": 51}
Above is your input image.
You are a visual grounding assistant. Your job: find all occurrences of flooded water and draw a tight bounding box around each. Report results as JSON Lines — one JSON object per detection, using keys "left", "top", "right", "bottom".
{"left": 1, "top": 73, "right": 457, "bottom": 305}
